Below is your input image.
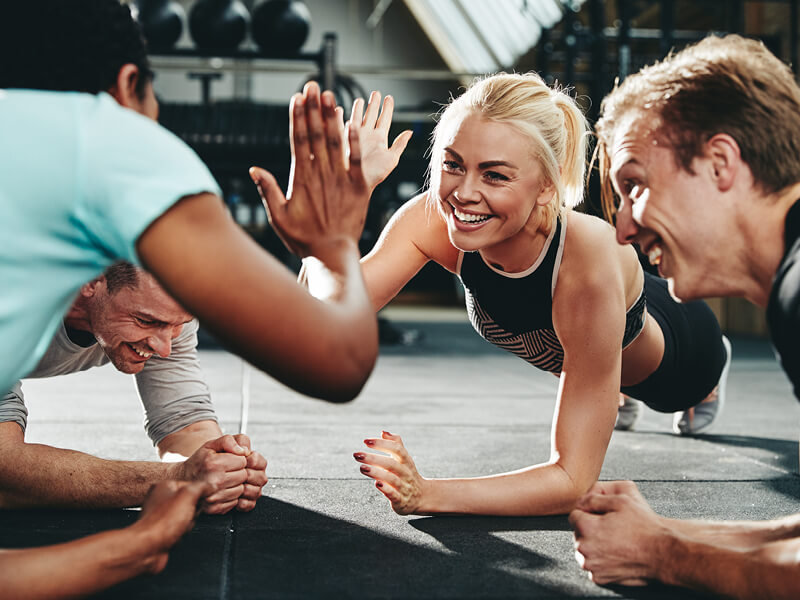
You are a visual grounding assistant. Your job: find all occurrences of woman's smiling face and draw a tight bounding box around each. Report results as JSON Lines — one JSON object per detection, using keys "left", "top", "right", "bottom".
{"left": 436, "top": 113, "right": 553, "bottom": 254}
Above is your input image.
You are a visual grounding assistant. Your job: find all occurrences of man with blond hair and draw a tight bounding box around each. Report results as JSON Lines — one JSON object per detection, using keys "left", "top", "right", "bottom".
{"left": 570, "top": 34, "right": 800, "bottom": 599}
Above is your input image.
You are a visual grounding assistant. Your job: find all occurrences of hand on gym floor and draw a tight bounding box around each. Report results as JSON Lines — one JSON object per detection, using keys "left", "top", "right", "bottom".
{"left": 569, "top": 480, "right": 669, "bottom": 586}
{"left": 250, "top": 80, "right": 370, "bottom": 262}
{"left": 237, "top": 436, "right": 268, "bottom": 512}
{"left": 354, "top": 431, "right": 427, "bottom": 515}
{"left": 134, "top": 480, "right": 212, "bottom": 574}
{"left": 345, "top": 91, "right": 412, "bottom": 192}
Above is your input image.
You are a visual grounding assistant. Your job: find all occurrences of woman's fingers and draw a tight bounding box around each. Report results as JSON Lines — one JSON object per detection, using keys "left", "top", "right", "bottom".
{"left": 354, "top": 450, "right": 413, "bottom": 476}
{"left": 390, "top": 130, "right": 413, "bottom": 158}
{"left": 363, "top": 90, "right": 382, "bottom": 127}
{"left": 349, "top": 97, "right": 365, "bottom": 130}
{"left": 374, "top": 480, "right": 402, "bottom": 504}
{"left": 357, "top": 461, "right": 407, "bottom": 489}
{"left": 363, "top": 437, "right": 407, "bottom": 462}
{"left": 346, "top": 115, "right": 365, "bottom": 187}
{"left": 375, "top": 94, "right": 394, "bottom": 131}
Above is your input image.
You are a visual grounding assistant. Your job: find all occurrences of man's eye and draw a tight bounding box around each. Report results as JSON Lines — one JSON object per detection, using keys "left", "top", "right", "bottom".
{"left": 623, "top": 179, "right": 641, "bottom": 197}
{"left": 136, "top": 318, "right": 156, "bottom": 326}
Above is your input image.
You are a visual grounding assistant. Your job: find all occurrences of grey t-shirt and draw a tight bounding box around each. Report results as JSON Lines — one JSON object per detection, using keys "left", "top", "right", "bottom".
{"left": 2, "top": 319, "right": 217, "bottom": 445}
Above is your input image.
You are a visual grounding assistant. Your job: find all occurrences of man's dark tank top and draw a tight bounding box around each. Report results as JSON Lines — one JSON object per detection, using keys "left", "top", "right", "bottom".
{"left": 457, "top": 216, "right": 646, "bottom": 374}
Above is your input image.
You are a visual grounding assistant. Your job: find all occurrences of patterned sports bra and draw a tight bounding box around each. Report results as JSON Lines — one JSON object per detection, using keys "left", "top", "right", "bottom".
{"left": 457, "top": 215, "right": 646, "bottom": 374}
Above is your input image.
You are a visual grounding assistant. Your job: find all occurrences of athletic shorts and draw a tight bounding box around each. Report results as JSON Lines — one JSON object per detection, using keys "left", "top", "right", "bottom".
{"left": 621, "top": 273, "right": 727, "bottom": 413}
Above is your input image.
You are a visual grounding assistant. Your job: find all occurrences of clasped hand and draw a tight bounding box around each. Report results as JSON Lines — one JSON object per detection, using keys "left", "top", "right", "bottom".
{"left": 171, "top": 434, "right": 267, "bottom": 515}
{"left": 569, "top": 480, "right": 671, "bottom": 586}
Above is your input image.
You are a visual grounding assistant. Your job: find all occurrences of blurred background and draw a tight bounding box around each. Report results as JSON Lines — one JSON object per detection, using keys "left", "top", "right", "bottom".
{"left": 136, "top": 0, "right": 800, "bottom": 339}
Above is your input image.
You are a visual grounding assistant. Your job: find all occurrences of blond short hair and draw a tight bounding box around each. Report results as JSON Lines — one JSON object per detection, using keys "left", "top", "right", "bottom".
{"left": 596, "top": 34, "right": 800, "bottom": 219}
{"left": 428, "top": 72, "right": 589, "bottom": 234}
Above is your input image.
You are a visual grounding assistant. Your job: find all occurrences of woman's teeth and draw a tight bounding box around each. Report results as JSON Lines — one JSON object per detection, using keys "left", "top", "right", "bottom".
{"left": 648, "top": 245, "right": 662, "bottom": 266}
{"left": 453, "top": 207, "right": 491, "bottom": 223}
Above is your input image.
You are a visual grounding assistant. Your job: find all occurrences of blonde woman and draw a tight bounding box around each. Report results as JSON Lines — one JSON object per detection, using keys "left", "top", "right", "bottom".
{"left": 350, "top": 73, "right": 730, "bottom": 516}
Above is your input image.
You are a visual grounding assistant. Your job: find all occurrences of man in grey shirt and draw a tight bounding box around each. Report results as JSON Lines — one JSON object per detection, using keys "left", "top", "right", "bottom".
{"left": 0, "top": 262, "right": 267, "bottom": 514}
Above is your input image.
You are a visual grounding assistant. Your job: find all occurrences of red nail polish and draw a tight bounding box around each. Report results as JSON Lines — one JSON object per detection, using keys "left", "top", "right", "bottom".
{"left": 364, "top": 440, "right": 375, "bottom": 446}
{"left": 360, "top": 465, "right": 370, "bottom": 474}
{"left": 353, "top": 452, "right": 365, "bottom": 461}
{"left": 376, "top": 482, "right": 383, "bottom": 488}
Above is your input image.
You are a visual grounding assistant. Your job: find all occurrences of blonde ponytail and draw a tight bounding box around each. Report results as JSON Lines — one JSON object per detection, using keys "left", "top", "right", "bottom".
{"left": 553, "top": 92, "right": 589, "bottom": 210}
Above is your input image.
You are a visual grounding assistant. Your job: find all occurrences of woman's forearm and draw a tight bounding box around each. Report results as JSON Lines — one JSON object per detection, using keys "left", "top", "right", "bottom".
{"left": 418, "top": 462, "right": 587, "bottom": 516}
{"left": 0, "top": 525, "right": 161, "bottom": 600}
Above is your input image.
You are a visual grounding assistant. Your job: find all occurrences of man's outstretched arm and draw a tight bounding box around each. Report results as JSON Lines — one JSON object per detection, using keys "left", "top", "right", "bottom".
{"left": 0, "top": 422, "right": 251, "bottom": 513}
{"left": 645, "top": 531, "right": 800, "bottom": 600}
{"left": 0, "top": 480, "right": 207, "bottom": 600}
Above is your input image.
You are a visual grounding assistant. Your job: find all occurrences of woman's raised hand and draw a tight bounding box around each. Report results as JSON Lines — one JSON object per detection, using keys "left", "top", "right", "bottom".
{"left": 250, "top": 81, "right": 369, "bottom": 261}
{"left": 347, "top": 91, "right": 412, "bottom": 192}
{"left": 354, "top": 431, "right": 426, "bottom": 515}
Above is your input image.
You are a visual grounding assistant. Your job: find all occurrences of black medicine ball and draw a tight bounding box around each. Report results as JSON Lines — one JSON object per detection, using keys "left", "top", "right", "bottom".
{"left": 189, "top": 0, "right": 250, "bottom": 51}
{"left": 137, "top": 0, "right": 185, "bottom": 51}
{"left": 252, "top": 0, "right": 311, "bottom": 57}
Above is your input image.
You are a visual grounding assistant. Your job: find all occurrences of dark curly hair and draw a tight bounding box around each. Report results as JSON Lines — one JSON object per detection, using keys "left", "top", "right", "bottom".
{"left": 0, "top": 0, "right": 153, "bottom": 99}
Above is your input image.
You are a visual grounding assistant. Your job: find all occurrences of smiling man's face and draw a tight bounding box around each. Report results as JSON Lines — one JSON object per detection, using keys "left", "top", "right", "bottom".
{"left": 87, "top": 273, "right": 193, "bottom": 374}
{"left": 608, "top": 111, "right": 739, "bottom": 302}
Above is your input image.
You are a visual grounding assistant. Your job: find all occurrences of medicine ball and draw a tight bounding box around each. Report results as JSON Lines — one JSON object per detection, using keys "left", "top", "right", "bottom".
{"left": 252, "top": 0, "right": 311, "bottom": 57}
{"left": 189, "top": 0, "right": 250, "bottom": 51}
{"left": 136, "top": 0, "right": 185, "bottom": 51}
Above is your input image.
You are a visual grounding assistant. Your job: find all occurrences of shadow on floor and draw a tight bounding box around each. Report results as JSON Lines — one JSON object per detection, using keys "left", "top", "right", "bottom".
{"left": 0, "top": 494, "right": 764, "bottom": 599}
{"left": 230, "top": 497, "right": 569, "bottom": 598}
{"left": 681, "top": 432, "right": 799, "bottom": 476}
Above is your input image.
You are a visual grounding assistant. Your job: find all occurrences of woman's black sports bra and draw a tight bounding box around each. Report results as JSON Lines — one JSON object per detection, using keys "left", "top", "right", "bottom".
{"left": 457, "top": 215, "right": 646, "bottom": 374}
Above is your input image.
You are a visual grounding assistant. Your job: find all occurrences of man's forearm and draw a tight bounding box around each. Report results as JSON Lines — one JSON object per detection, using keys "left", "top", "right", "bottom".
{"left": 0, "top": 441, "right": 173, "bottom": 508}
{"left": 659, "top": 534, "right": 800, "bottom": 600}
{"left": 667, "top": 514, "right": 800, "bottom": 550}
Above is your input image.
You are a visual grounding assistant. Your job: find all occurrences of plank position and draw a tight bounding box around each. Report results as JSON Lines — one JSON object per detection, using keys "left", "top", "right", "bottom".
{"left": 252, "top": 73, "right": 730, "bottom": 517}
{"left": 1, "top": 262, "right": 267, "bottom": 514}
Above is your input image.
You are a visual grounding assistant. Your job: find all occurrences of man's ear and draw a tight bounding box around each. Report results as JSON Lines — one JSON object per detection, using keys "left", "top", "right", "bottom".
{"left": 80, "top": 276, "right": 107, "bottom": 298}
{"left": 705, "top": 133, "right": 741, "bottom": 193}
{"left": 108, "top": 64, "right": 141, "bottom": 109}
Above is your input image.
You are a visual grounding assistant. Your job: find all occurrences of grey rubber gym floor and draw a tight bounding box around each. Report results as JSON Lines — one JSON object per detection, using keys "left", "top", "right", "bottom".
{"left": 3, "top": 306, "right": 799, "bottom": 599}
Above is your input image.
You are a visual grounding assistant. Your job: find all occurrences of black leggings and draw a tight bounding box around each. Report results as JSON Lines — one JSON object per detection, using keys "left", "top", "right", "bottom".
{"left": 621, "top": 273, "right": 727, "bottom": 413}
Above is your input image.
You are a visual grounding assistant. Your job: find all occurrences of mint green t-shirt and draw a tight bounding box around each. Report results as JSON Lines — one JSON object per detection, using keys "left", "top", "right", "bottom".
{"left": 0, "top": 90, "right": 221, "bottom": 394}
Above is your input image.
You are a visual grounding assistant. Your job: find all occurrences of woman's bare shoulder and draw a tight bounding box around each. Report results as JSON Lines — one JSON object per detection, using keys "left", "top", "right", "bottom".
{"left": 383, "top": 191, "right": 459, "bottom": 272}
{"left": 558, "top": 211, "right": 641, "bottom": 302}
